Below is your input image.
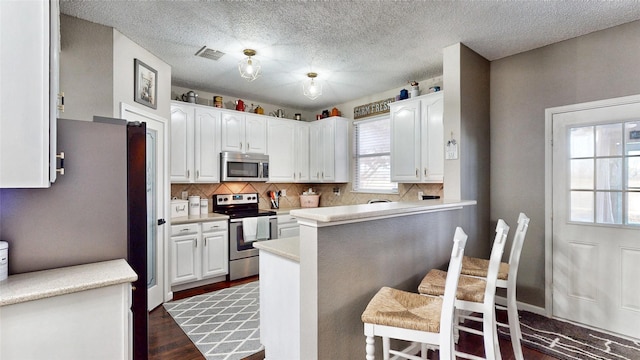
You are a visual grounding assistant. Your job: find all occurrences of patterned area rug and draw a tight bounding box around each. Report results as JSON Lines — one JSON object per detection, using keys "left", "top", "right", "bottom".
{"left": 163, "top": 281, "right": 263, "bottom": 360}
{"left": 497, "top": 310, "right": 640, "bottom": 360}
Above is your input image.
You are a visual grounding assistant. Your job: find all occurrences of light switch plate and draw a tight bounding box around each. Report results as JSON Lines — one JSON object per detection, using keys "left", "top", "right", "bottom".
{"left": 445, "top": 139, "right": 458, "bottom": 160}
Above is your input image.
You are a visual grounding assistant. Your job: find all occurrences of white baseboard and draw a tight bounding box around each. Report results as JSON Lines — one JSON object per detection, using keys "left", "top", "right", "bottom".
{"left": 495, "top": 295, "right": 546, "bottom": 316}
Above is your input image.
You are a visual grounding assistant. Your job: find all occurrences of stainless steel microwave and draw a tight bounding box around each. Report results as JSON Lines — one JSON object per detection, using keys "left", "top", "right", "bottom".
{"left": 220, "top": 151, "right": 269, "bottom": 182}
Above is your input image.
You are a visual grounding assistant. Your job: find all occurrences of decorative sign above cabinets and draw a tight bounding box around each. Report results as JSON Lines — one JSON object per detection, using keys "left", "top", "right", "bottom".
{"left": 353, "top": 97, "right": 395, "bottom": 120}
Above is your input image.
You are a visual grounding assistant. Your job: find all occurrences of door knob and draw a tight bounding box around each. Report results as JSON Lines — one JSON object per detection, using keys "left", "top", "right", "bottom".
{"left": 157, "top": 219, "right": 166, "bottom": 226}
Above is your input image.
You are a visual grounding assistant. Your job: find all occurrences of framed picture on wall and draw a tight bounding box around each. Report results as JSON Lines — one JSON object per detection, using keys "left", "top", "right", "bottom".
{"left": 134, "top": 59, "right": 157, "bottom": 109}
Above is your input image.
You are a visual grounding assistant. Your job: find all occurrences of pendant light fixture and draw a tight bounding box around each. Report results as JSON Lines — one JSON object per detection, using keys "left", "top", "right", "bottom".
{"left": 303, "top": 72, "right": 322, "bottom": 100}
{"left": 238, "top": 49, "right": 261, "bottom": 81}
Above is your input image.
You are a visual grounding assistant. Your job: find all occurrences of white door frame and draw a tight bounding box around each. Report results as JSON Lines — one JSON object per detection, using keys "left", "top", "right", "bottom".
{"left": 120, "top": 102, "right": 171, "bottom": 305}
{"left": 544, "top": 93, "right": 640, "bottom": 316}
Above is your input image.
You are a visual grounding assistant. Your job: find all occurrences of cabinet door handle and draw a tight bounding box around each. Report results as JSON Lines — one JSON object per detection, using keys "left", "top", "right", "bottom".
{"left": 180, "top": 228, "right": 190, "bottom": 233}
{"left": 322, "top": 171, "right": 324, "bottom": 179}
{"left": 416, "top": 168, "right": 419, "bottom": 177}
{"left": 424, "top": 168, "right": 427, "bottom": 176}
{"left": 196, "top": 170, "right": 200, "bottom": 179}
{"left": 204, "top": 238, "right": 207, "bottom": 246}
{"left": 240, "top": 142, "right": 243, "bottom": 150}
{"left": 293, "top": 172, "right": 296, "bottom": 179}
{"left": 187, "top": 170, "right": 190, "bottom": 178}
{"left": 299, "top": 172, "right": 302, "bottom": 178}
{"left": 247, "top": 143, "right": 250, "bottom": 150}
{"left": 194, "top": 239, "right": 197, "bottom": 248}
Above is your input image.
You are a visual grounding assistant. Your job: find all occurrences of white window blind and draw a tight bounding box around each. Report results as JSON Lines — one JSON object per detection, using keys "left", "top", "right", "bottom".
{"left": 353, "top": 116, "right": 398, "bottom": 193}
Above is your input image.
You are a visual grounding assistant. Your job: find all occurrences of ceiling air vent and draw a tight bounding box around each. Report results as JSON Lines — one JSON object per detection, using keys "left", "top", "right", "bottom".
{"left": 195, "top": 46, "right": 225, "bottom": 61}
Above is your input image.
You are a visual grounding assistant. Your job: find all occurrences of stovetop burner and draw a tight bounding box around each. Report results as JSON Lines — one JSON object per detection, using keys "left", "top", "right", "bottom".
{"left": 212, "top": 193, "right": 276, "bottom": 218}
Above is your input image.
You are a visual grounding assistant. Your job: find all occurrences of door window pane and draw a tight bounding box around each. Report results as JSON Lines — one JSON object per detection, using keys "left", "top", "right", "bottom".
{"left": 571, "top": 191, "right": 594, "bottom": 222}
{"left": 570, "top": 126, "right": 594, "bottom": 158}
{"left": 596, "top": 191, "right": 622, "bottom": 224}
{"left": 596, "top": 123, "right": 622, "bottom": 157}
{"left": 628, "top": 157, "right": 640, "bottom": 189}
{"left": 625, "top": 121, "right": 640, "bottom": 156}
{"left": 571, "top": 159, "right": 594, "bottom": 189}
{"left": 628, "top": 192, "right": 640, "bottom": 225}
{"left": 596, "top": 158, "right": 622, "bottom": 190}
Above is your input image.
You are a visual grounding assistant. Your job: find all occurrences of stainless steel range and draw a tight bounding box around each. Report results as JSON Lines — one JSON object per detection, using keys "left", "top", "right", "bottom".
{"left": 213, "top": 193, "right": 277, "bottom": 280}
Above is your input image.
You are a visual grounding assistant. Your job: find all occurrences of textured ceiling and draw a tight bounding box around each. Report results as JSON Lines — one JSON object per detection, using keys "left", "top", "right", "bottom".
{"left": 60, "top": 1, "right": 640, "bottom": 111}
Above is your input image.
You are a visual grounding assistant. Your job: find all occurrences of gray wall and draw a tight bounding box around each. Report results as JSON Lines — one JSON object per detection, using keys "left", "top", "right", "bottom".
{"left": 60, "top": 14, "right": 113, "bottom": 121}
{"left": 490, "top": 20, "right": 640, "bottom": 306}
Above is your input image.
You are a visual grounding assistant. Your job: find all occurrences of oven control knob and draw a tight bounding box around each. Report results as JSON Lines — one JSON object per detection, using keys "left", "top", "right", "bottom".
{"left": 223, "top": 197, "right": 228, "bottom": 202}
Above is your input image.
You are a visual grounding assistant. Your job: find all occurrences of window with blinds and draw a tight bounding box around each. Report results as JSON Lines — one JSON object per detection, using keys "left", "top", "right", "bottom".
{"left": 353, "top": 116, "right": 398, "bottom": 193}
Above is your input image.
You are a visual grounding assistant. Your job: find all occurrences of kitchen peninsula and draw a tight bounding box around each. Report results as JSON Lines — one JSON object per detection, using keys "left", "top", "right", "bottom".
{"left": 255, "top": 199, "right": 478, "bottom": 359}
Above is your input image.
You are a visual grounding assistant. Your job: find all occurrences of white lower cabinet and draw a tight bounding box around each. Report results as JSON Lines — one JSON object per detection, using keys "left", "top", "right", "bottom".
{"left": 170, "top": 221, "right": 228, "bottom": 286}
{"left": 0, "top": 283, "right": 132, "bottom": 360}
{"left": 277, "top": 214, "right": 300, "bottom": 238}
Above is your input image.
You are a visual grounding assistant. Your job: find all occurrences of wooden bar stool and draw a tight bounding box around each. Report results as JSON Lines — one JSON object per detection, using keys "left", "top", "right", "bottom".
{"left": 361, "top": 227, "right": 469, "bottom": 360}
{"left": 459, "top": 213, "right": 530, "bottom": 360}
{"left": 418, "top": 220, "right": 510, "bottom": 360}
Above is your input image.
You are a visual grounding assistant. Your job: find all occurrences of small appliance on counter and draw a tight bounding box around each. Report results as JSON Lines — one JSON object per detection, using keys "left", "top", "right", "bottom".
{"left": 421, "top": 195, "right": 441, "bottom": 200}
{"left": 0, "top": 241, "right": 8, "bottom": 281}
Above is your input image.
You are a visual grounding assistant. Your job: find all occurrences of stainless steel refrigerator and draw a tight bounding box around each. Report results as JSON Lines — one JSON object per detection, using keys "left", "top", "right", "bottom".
{"left": 0, "top": 117, "right": 148, "bottom": 359}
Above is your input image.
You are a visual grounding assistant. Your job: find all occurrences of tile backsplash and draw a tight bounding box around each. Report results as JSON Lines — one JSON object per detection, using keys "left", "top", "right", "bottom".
{"left": 171, "top": 182, "right": 443, "bottom": 213}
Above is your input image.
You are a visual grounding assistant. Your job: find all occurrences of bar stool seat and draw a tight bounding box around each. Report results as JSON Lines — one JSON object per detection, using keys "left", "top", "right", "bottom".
{"left": 418, "top": 219, "right": 510, "bottom": 360}
{"left": 362, "top": 227, "right": 469, "bottom": 360}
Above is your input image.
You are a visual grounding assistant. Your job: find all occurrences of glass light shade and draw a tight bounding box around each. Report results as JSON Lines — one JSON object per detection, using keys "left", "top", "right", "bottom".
{"left": 303, "top": 75, "right": 322, "bottom": 100}
{"left": 238, "top": 52, "right": 261, "bottom": 81}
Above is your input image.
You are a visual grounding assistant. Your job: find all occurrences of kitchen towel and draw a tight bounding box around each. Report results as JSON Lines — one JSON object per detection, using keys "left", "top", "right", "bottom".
{"left": 242, "top": 218, "right": 258, "bottom": 242}
{"left": 256, "top": 217, "right": 270, "bottom": 240}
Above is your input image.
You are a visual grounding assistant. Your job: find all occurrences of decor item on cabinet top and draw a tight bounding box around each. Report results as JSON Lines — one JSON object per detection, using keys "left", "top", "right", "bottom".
{"left": 235, "top": 99, "right": 245, "bottom": 111}
{"left": 331, "top": 107, "right": 340, "bottom": 117}
{"left": 410, "top": 81, "right": 420, "bottom": 98}
{"left": 214, "top": 96, "right": 223, "bottom": 108}
{"left": 269, "top": 109, "right": 285, "bottom": 118}
{"left": 255, "top": 105, "right": 264, "bottom": 114}
{"left": 399, "top": 88, "right": 409, "bottom": 100}
{"left": 300, "top": 188, "right": 320, "bottom": 208}
{"left": 294, "top": 113, "right": 302, "bottom": 121}
{"left": 429, "top": 86, "right": 441, "bottom": 93}
{"left": 181, "top": 90, "right": 198, "bottom": 103}
{"left": 321, "top": 109, "right": 330, "bottom": 118}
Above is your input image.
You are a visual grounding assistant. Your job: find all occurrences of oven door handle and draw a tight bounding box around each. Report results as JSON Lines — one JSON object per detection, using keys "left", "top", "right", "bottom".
{"left": 229, "top": 216, "right": 278, "bottom": 223}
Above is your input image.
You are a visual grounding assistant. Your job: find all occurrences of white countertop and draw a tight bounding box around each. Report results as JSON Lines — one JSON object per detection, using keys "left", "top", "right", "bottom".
{"left": 0, "top": 259, "right": 137, "bottom": 306}
{"left": 253, "top": 236, "right": 300, "bottom": 262}
{"left": 171, "top": 212, "right": 229, "bottom": 224}
{"left": 290, "top": 199, "right": 476, "bottom": 225}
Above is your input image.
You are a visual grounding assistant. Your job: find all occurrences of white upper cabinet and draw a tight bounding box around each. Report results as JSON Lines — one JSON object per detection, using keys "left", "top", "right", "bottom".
{"left": 267, "top": 118, "right": 296, "bottom": 182}
{"left": 309, "top": 117, "right": 349, "bottom": 183}
{"left": 170, "top": 102, "right": 220, "bottom": 183}
{"left": 220, "top": 112, "right": 267, "bottom": 154}
{"left": 294, "top": 122, "right": 310, "bottom": 182}
{"left": 390, "top": 91, "right": 444, "bottom": 183}
{"left": 266, "top": 119, "right": 311, "bottom": 183}
{"left": 0, "top": 0, "right": 60, "bottom": 188}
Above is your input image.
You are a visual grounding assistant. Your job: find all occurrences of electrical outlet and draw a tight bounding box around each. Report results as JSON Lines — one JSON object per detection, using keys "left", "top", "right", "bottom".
{"left": 333, "top": 187, "right": 341, "bottom": 196}
{"left": 281, "top": 189, "right": 287, "bottom": 197}
{"left": 181, "top": 191, "right": 188, "bottom": 200}
{"left": 418, "top": 191, "right": 424, "bottom": 200}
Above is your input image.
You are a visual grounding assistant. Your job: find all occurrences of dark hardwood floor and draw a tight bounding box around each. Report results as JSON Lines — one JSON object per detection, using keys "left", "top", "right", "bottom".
{"left": 149, "top": 277, "right": 556, "bottom": 360}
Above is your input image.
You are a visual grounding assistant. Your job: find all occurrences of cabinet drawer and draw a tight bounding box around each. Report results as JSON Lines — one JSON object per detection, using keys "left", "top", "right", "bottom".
{"left": 277, "top": 214, "right": 297, "bottom": 225}
{"left": 171, "top": 223, "right": 199, "bottom": 236}
{"left": 201, "top": 221, "right": 228, "bottom": 233}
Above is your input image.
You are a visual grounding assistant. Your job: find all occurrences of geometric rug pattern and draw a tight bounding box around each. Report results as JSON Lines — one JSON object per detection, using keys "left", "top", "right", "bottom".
{"left": 496, "top": 310, "right": 640, "bottom": 360}
{"left": 163, "top": 281, "right": 263, "bottom": 360}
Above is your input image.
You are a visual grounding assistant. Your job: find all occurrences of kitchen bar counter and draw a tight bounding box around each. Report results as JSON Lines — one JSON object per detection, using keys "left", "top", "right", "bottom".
{"left": 290, "top": 199, "right": 476, "bottom": 225}
{"left": 253, "top": 236, "right": 300, "bottom": 262}
{"left": 0, "top": 259, "right": 137, "bottom": 306}
{"left": 260, "top": 199, "right": 483, "bottom": 359}
{"left": 171, "top": 212, "right": 229, "bottom": 224}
